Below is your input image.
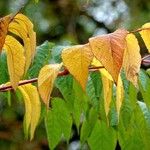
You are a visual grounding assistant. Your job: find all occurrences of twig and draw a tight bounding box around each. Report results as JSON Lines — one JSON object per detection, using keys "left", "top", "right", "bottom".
{"left": 0, "top": 51, "right": 149, "bottom": 92}
{"left": 0, "top": 66, "right": 104, "bottom": 92}
{"left": 0, "top": 78, "right": 37, "bottom": 92}
{"left": 89, "top": 66, "right": 104, "bottom": 69}
{"left": 129, "top": 27, "right": 150, "bottom": 34}
{"left": 2, "top": 13, "right": 150, "bottom": 92}
{"left": 142, "top": 54, "right": 150, "bottom": 61}
{"left": 142, "top": 60, "right": 150, "bottom": 64}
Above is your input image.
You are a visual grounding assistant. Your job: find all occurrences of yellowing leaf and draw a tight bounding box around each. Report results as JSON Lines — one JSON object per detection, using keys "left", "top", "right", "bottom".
{"left": 8, "top": 22, "right": 31, "bottom": 73}
{"left": 123, "top": 34, "right": 141, "bottom": 86}
{"left": 62, "top": 44, "right": 93, "bottom": 90}
{"left": 3, "top": 35, "right": 25, "bottom": 89}
{"left": 30, "top": 31, "right": 36, "bottom": 59}
{"left": 92, "top": 57, "right": 113, "bottom": 81}
{"left": 8, "top": 21, "right": 26, "bottom": 38}
{"left": 140, "top": 23, "right": 150, "bottom": 53}
{"left": 0, "top": 15, "right": 11, "bottom": 53}
{"left": 9, "top": 14, "right": 36, "bottom": 73}
{"left": 20, "top": 84, "right": 41, "bottom": 140}
{"left": 14, "top": 14, "right": 36, "bottom": 58}
{"left": 18, "top": 86, "right": 32, "bottom": 137}
{"left": 38, "top": 63, "right": 62, "bottom": 108}
{"left": 116, "top": 75, "right": 124, "bottom": 118}
{"left": 101, "top": 75, "right": 113, "bottom": 117}
{"left": 89, "top": 29, "right": 128, "bottom": 83}
{"left": 92, "top": 57, "right": 113, "bottom": 117}
{"left": 14, "top": 13, "right": 33, "bottom": 29}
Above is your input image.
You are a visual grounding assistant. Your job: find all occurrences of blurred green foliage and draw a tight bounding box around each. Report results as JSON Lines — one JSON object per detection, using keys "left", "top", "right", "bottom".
{"left": 2, "top": 0, "right": 150, "bottom": 45}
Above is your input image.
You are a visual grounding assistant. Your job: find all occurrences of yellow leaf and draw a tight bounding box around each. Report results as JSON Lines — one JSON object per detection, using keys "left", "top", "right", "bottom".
{"left": 9, "top": 22, "right": 31, "bottom": 73}
{"left": 18, "top": 86, "right": 32, "bottom": 137}
{"left": 62, "top": 44, "right": 93, "bottom": 90}
{"left": 92, "top": 57, "right": 113, "bottom": 117}
{"left": 140, "top": 23, "right": 150, "bottom": 53}
{"left": 3, "top": 35, "right": 25, "bottom": 89}
{"left": 92, "top": 57, "right": 113, "bottom": 81}
{"left": 38, "top": 63, "right": 62, "bottom": 108}
{"left": 89, "top": 29, "right": 128, "bottom": 83}
{"left": 9, "top": 14, "right": 36, "bottom": 73}
{"left": 14, "top": 13, "right": 33, "bottom": 29}
{"left": 8, "top": 21, "right": 27, "bottom": 38}
{"left": 0, "top": 15, "right": 11, "bottom": 53}
{"left": 20, "top": 84, "right": 41, "bottom": 140}
{"left": 123, "top": 34, "right": 141, "bottom": 86}
{"left": 14, "top": 14, "right": 36, "bottom": 58}
{"left": 116, "top": 75, "right": 124, "bottom": 118}
{"left": 30, "top": 31, "right": 36, "bottom": 59}
{"left": 101, "top": 75, "right": 113, "bottom": 117}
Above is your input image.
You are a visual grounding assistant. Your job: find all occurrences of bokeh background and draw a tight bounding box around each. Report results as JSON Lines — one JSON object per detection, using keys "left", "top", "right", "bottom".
{"left": 0, "top": 0, "right": 150, "bottom": 149}
{"left": 1, "top": 0, "right": 150, "bottom": 45}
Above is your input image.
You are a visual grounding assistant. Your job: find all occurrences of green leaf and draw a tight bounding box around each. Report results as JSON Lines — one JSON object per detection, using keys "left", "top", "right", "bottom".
{"left": 57, "top": 78, "right": 88, "bottom": 131}
{"left": 120, "top": 99, "right": 133, "bottom": 129}
{"left": 39, "top": 103, "right": 47, "bottom": 123}
{"left": 125, "top": 134, "right": 144, "bottom": 150}
{"left": 135, "top": 105, "right": 150, "bottom": 150}
{"left": 88, "top": 120, "right": 117, "bottom": 150}
{"left": 55, "top": 75, "right": 74, "bottom": 111}
{"left": 137, "top": 102, "right": 150, "bottom": 150}
{"left": 50, "top": 45, "right": 67, "bottom": 63}
{"left": 7, "top": 91, "right": 11, "bottom": 106}
{"left": 90, "top": 71, "right": 102, "bottom": 99}
{"left": 99, "top": 94, "right": 107, "bottom": 122}
{"left": 45, "top": 98, "right": 72, "bottom": 150}
{"left": 80, "top": 107, "right": 98, "bottom": 143}
{"left": 45, "top": 109, "right": 60, "bottom": 150}
{"left": 86, "top": 75, "right": 98, "bottom": 107}
{"left": 137, "top": 101, "right": 150, "bottom": 125}
{"left": 118, "top": 83, "right": 138, "bottom": 149}
{"left": 138, "top": 69, "right": 150, "bottom": 107}
{"left": 118, "top": 104, "right": 150, "bottom": 150}
{"left": 73, "top": 80, "right": 88, "bottom": 130}
{"left": 128, "top": 83, "right": 137, "bottom": 107}
{"left": 109, "top": 103, "right": 118, "bottom": 126}
{"left": 120, "top": 83, "right": 137, "bottom": 129}
{"left": 0, "top": 52, "right": 9, "bottom": 84}
{"left": 120, "top": 70, "right": 130, "bottom": 92}
{"left": 28, "top": 41, "right": 54, "bottom": 78}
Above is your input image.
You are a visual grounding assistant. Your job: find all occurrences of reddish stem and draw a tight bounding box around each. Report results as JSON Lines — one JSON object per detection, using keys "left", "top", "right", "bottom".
{"left": 129, "top": 27, "right": 150, "bottom": 34}
{"left": 2, "top": 25, "right": 150, "bottom": 92}
{"left": 0, "top": 66, "right": 104, "bottom": 92}
{"left": 142, "top": 60, "right": 150, "bottom": 64}
{"left": 142, "top": 55, "right": 150, "bottom": 60}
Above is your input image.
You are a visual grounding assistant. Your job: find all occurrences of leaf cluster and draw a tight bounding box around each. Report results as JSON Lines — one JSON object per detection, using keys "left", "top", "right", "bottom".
{"left": 0, "top": 11, "right": 150, "bottom": 149}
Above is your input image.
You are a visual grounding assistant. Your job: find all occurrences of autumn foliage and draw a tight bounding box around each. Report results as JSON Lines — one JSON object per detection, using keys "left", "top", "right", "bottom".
{"left": 1, "top": 10, "right": 150, "bottom": 149}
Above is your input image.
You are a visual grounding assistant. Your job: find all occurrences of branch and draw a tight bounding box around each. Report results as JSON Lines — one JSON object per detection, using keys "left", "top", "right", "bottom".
{"left": 142, "top": 55, "right": 150, "bottom": 60}
{"left": 0, "top": 66, "right": 104, "bottom": 92}
{"left": 142, "top": 59, "right": 150, "bottom": 64}
{"left": 1, "top": 22, "right": 149, "bottom": 92}
{"left": 129, "top": 27, "right": 150, "bottom": 34}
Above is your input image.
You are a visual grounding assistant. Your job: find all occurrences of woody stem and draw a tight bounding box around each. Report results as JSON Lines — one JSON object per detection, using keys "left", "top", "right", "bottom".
{"left": 0, "top": 66, "right": 104, "bottom": 92}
